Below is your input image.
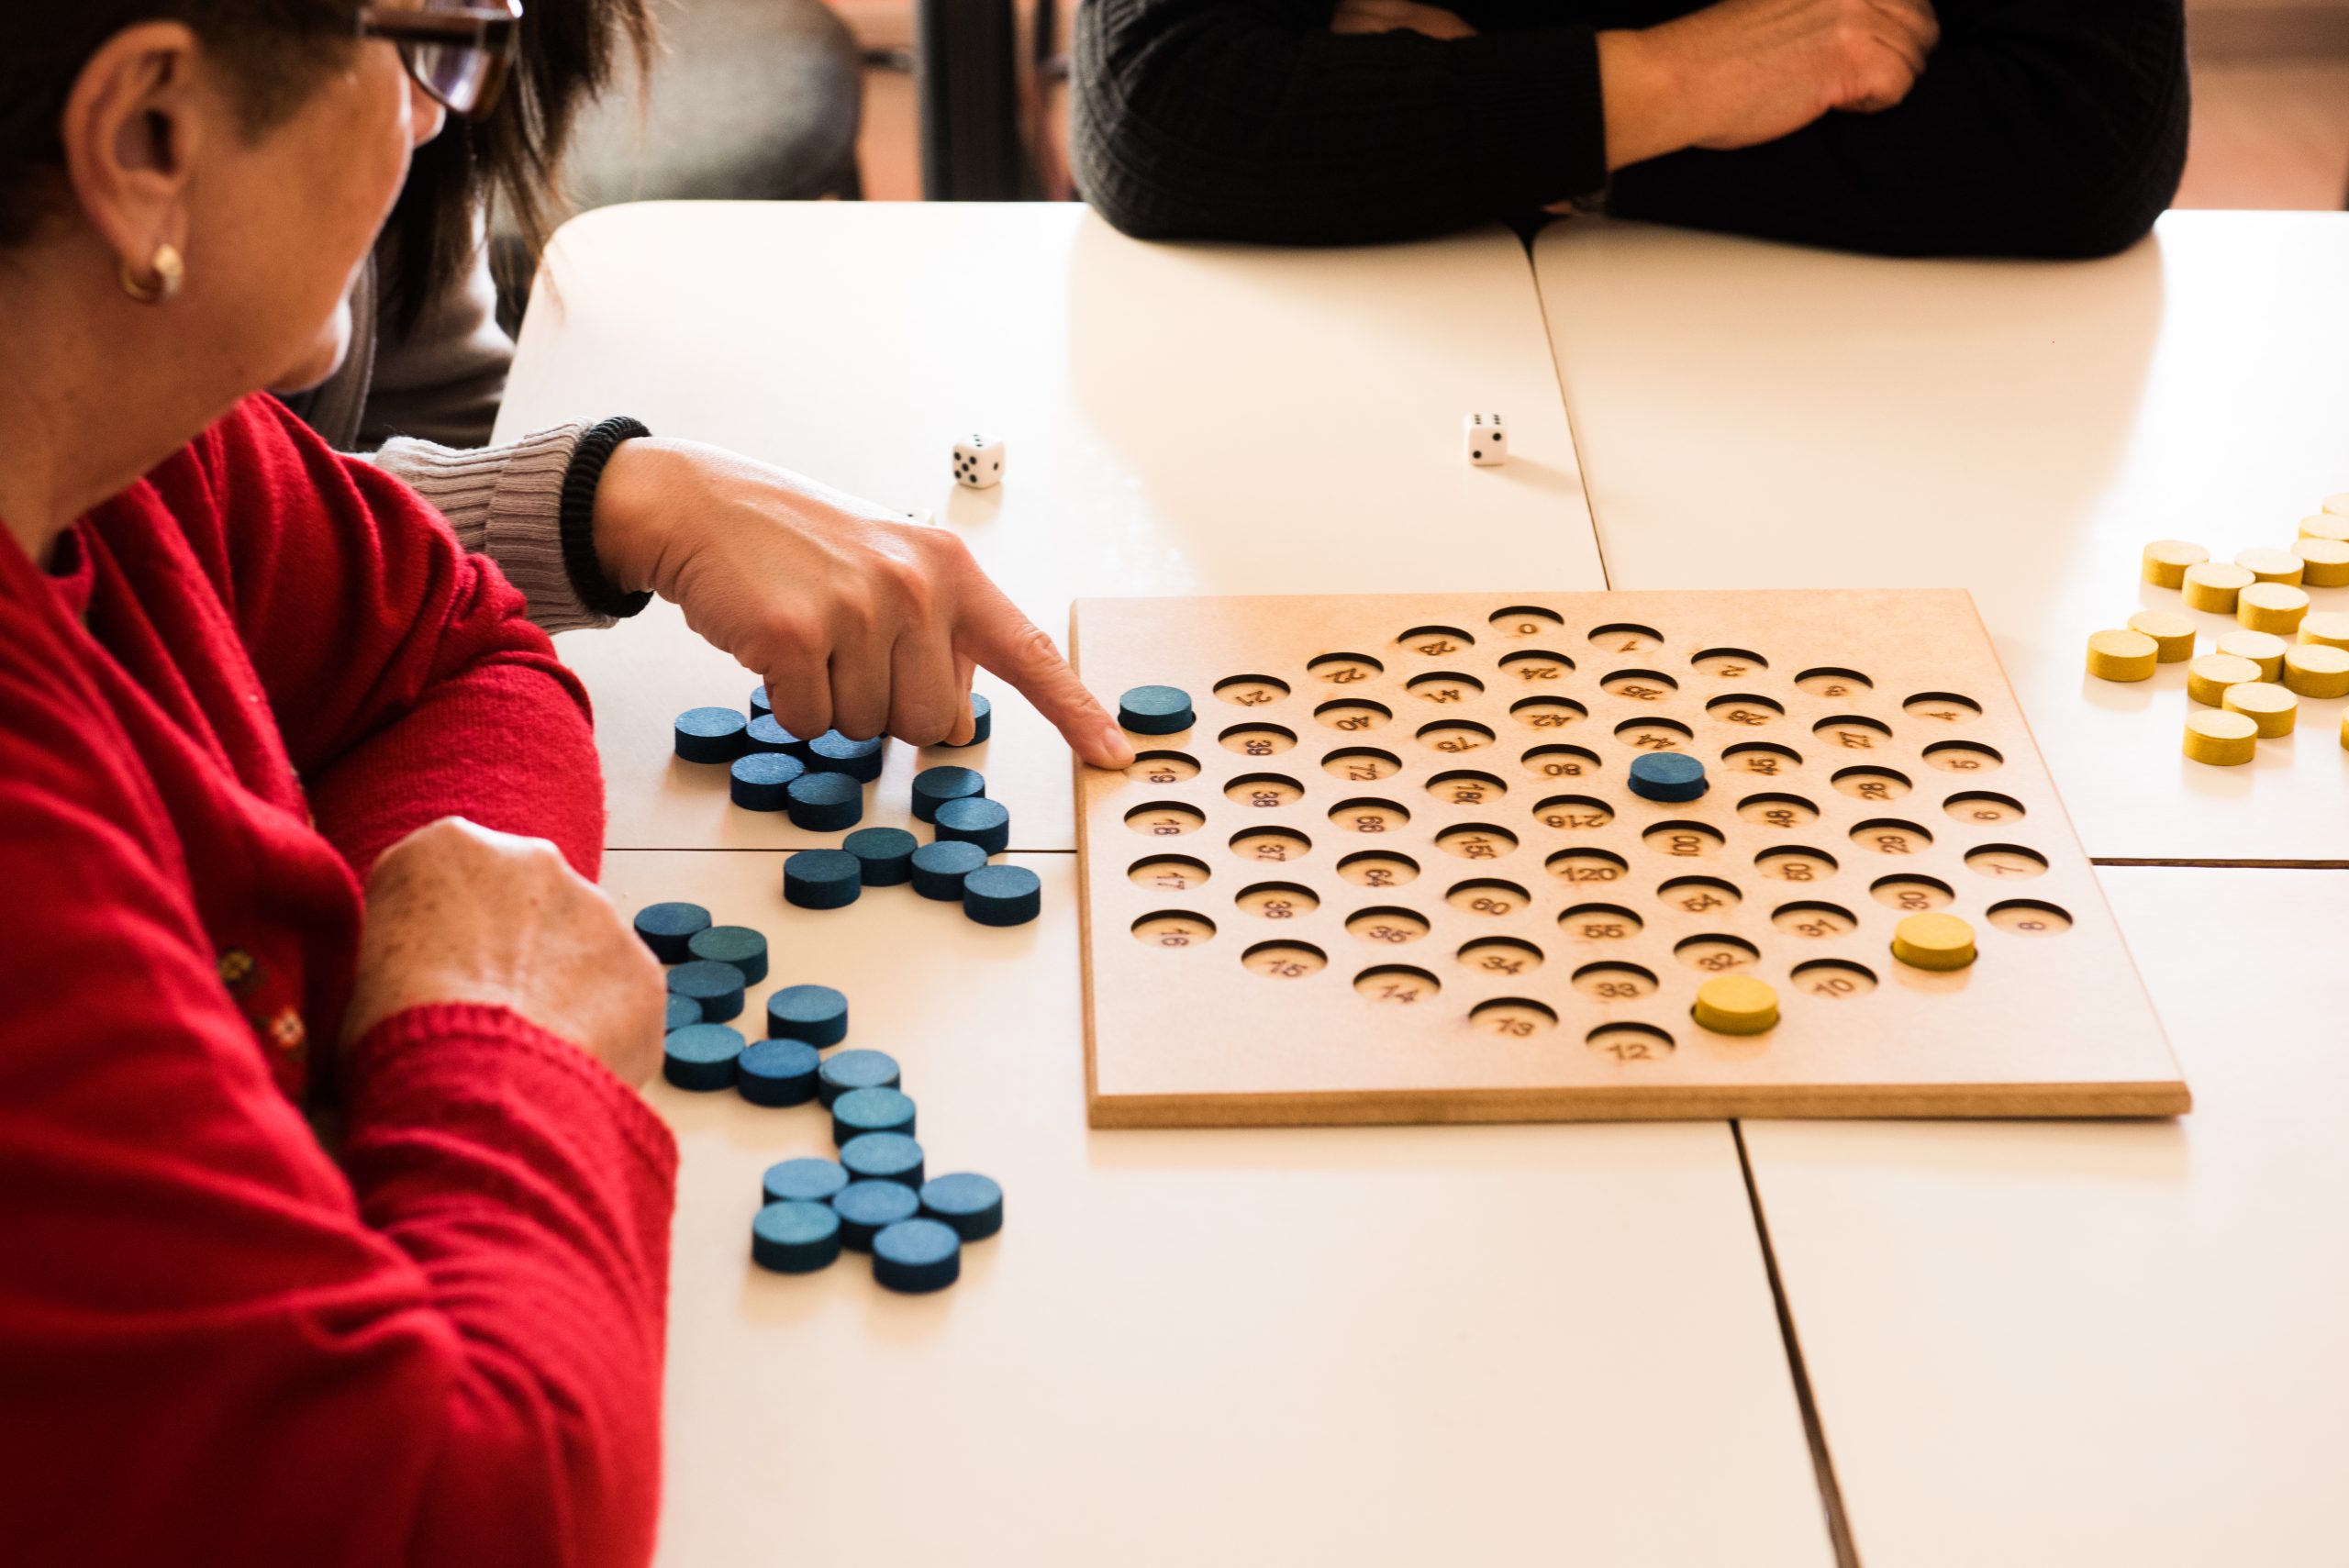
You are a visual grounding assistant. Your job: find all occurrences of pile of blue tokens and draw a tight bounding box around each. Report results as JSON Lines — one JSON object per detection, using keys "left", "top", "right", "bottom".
{"left": 635, "top": 898, "right": 1003, "bottom": 1294}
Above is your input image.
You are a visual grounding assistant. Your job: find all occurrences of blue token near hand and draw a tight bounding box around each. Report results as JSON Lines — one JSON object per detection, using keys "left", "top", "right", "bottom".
{"left": 933, "top": 795, "right": 1010, "bottom": 855}
{"left": 910, "top": 765, "right": 986, "bottom": 824}
{"left": 674, "top": 706, "right": 750, "bottom": 763}
{"left": 938, "top": 692, "right": 991, "bottom": 748}
{"left": 807, "top": 730, "right": 886, "bottom": 783}
{"left": 783, "top": 847, "right": 863, "bottom": 909}
{"left": 749, "top": 684, "right": 773, "bottom": 720}
{"left": 663, "top": 994, "right": 701, "bottom": 1032}
{"left": 918, "top": 1173, "right": 1004, "bottom": 1241}
{"left": 751, "top": 1201, "right": 841, "bottom": 1274}
{"left": 763, "top": 1156, "right": 850, "bottom": 1207}
{"left": 872, "top": 1218, "right": 962, "bottom": 1293}
{"left": 831, "top": 1180, "right": 921, "bottom": 1251}
{"left": 634, "top": 900, "right": 711, "bottom": 962}
{"left": 785, "top": 773, "right": 863, "bottom": 835}
{"left": 909, "top": 840, "right": 987, "bottom": 900}
{"left": 744, "top": 715, "right": 809, "bottom": 758}
{"left": 840, "top": 1131, "right": 924, "bottom": 1187}
{"left": 687, "top": 925, "right": 769, "bottom": 985}
{"left": 737, "top": 1039, "right": 821, "bottom": 1106}
{"left": 667, "top": 959, "right": 746, "bottom": 1023}
{"left": 662, "top": 1023, "right": 744, "bottom": 1091}
{"left": 1117, "top": 684, "right": 1195, "bottom": 735}
{"left": 1627, "top": 751, "right": 1708, "bottom": 803}
{"left": 767, "top": 983, "right": 850, "bottom": 1047}
{"left": 729, "top": 751, "right": 805, "bottom": 811}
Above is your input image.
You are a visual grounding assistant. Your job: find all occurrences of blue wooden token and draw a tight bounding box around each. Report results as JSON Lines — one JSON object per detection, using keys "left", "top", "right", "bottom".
{"left": 832, "top": 1085, "right": 917, "bottom": 1144}
{"left": 767, "top": 983, "right": 850, "bottom": 1047}
{"left": 830, "top": 1180, "right": 921, "bottom": 1251}
{"left": 910, "top": 840, "right": 987, "bottom": 900}
{"left": 785, "top": 772, "right": 863, "bottom": 834}
{"left": 817, "top": 1048, "right": 901, "bottom": 1107}
{"left": 919, "top": 1173, "right": 1004, "bottom": 1241}
{"left": 938, "top": 692, "right": 991, "bottom": 748}
{"left": 783, "top": 847, "right": 863, "bottom": 909}
{"left": 844, "top": 826, "right": 918, "bottom": 886}
{"left": 634, "top": 901, "right": 711, "bottom": 962}
{"left": 963, "top": 863, "right": 1041, "bottom": 928}
{"left": 674, "top": 706, "right": 750, "bottom": 763}
{"left": 663, "top": 994, "right": 701, "bottom": 1032}
{"left": 872, "top": 1218, "right": 962, "bottom": 1293}
{"left": 662, "top": 1023, "right": 743, "bottom": 1090}
{"left": 840, "top": 1131, "right": 924, "bottom": 1187}
{"left": 729, "top": 752, "right": 805, "bottom": 811}
{"left": 807, "top": 730, "right": 886, "bottom": 783}
{"left": 1627, "top": 751, "right": 1709, "bottom": 803}
{"left": 933, "top": 795, "right": 1010, "bottom": 854}
{"left": 667, "top": 959, "right": 746, "bottom": 1023}
{"left": 1118, "top": 684, "right": 1194, "bottom": 735}
{"left": 687, "top": 925, "right": 769, "bottom": 985}
{"left": 751, "top": 1201, "right": 841, "bottom": 1273}
{"left": 737, "top": 1039, "right": 821, "bottom": 1106}
{"left": 749, "top": 684, "right": 772, "bottom": 720}
{"left": 910, "top": 765, "right": 985, "bottom": 824}
{"left": 762, "top": 1156, "right": 849, "bottom": 1207}
{"left": 745, "top": 714, "right": 809, "bottom": 758}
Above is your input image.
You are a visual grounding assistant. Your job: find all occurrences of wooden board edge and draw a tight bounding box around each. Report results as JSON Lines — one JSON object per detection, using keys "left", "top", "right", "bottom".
{"left": 1071, "top": 602, "right": 1106, "bottom": 1115}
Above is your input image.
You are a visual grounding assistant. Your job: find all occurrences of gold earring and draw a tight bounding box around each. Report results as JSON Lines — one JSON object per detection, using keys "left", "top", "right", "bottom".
{"left": 118, "top": 242, "right": 184, "bottom": 305}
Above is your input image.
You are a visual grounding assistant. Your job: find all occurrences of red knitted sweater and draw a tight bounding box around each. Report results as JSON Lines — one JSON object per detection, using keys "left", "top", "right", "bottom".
{"left": 0, "top": 396, "right": 675, "bottom": 1568}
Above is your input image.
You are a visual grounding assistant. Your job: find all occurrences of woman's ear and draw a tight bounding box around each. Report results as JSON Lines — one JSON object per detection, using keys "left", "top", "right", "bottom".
{"left": 57, "top": 22, "right": 207, "bottom": 284}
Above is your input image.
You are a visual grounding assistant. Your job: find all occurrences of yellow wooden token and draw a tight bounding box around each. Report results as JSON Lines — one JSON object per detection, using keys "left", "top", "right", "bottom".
{"left": 1691, "top": 974, "right": 1777, "bottom": 1036}
{"left": 2180, "top": 561, "right": 2254, "bottom": 614}
{"left": 1890, "top": 912, "right": 1976, "bottom": 973}
{"left": 2083, "top": 628, "right": 2158, "bottom": 683}
{"left": 2325, "top": 494, "right": 2349, "bottom": 517}
{"left": 2299, "top": 612, "right": 2349, "bottom": 652}
{"left": 2125, "top": 609, "right": 2197, "bottom": 662}
{"left": 2236, "top": 548, "right": 2306, "bottom": 585}
{"left": 2343, "top": 711, "right": 2349, "bottom": 752}
{"left": 2237, "top": 582, "right": 2311, "bottom": 636}
{"left": 2221, "top": 682, "right": 2298, "bottom": 738}
{"left": 2141, "top": 539, "right": 2209, "bottom": 588}
{"left": 2185, "top": 652, "right": 2262, "bottom": 706}
{"left": 2182, "top": 709, "right": 2258, "bottom": 766}
{"left": 2213, "top": 628, "right": 2288, "bottom": 681}
{"left": 2293, "top": 538, "right": 2349, "bottom": 587}
{"left": 2282, "top": 644, "right": 2349, "bottom": 700}
{"left": 2301, "top": 514, "right": 2349, "bottom": 545}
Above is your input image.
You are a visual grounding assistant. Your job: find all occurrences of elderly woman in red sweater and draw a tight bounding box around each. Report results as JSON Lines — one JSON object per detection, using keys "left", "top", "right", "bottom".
{"left": 0, "top": 5, "right": 1109, "bottom": 1562}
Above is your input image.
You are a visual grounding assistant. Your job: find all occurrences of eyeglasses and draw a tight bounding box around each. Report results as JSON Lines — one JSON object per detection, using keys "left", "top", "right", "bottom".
{"left": 358, "top": 1, "right": 523, "bottom": 120}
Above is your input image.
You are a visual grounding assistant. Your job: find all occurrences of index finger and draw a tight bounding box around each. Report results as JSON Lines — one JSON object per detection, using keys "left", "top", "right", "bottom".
{"left": 957, "top": 583, "right": 1135, "bottom": 770}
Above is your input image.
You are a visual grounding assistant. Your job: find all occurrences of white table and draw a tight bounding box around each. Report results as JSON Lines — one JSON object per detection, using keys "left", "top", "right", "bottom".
{"left": 1532, "top": 211, "right": 2349, "bottom": 862}
{"left": 506, "top": 203, "right": 1606, "bottom": 851}
{"left": 1740, "top": 865, "right": 2349, "bottom": 1566}
{"left": 599, "top": 851, "right": 1833, "bottom": 1566}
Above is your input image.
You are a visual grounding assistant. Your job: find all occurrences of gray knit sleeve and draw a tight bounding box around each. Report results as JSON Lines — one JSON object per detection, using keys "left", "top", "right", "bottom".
{"left": 373, "top": 422, "right": 617, "bottom": 635}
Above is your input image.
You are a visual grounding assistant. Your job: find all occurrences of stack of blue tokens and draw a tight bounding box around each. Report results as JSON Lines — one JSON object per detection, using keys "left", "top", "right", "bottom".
{"left": 1627, "top": 751, "right": 1709, "bottom": 803}
{"left": 1118, "top": 684, "right": 1195, "bottom": 735}
{"left": 910, "top": 765, "right": 986, "bottom": 824}
{"left": 807, "top": 731, "right": 886, "bottom": 783}
{"left": 963, "top": 863, "right": 1041, "bottom": 928}
{"left": 783, "top": 848, "right": 862, "bottom": 910}
{"left": 687, "top": 926, "right": 769, "bottom": 985}
{"left": 816, "top": 1049, "right": 901, "bottom": 1107}
{"left": 872, "top": 1218, "right": 962, "bottom": 1294}
{"left": 832, "top": 1181, "right": 921, "bottom": 1251}
{"left": 785, "top": 773, "right": 863, "bottom": 834}
{"left": 634, "top": 901, "right": 711, "bottom": 962}
{"left": 662, "top": 1023, "right": 743, "bottom": 1090}
{"left": 737, "top": 1038, "right": 821, "bottom": 1106}
{"left": 751, "top": 1201, "right": 841, "bottom": 1273}
{"left": 937, "top": 693, "right": 991, "bottom": 748}
{"left": 674, "top": 706, "right": 750, "bottom": 762}
{"left": 667, "top": 959, "right": 746, "bottom": 1023}
{"left": 767, "top": 983, "right": 850, "bottom": 1047}
{"left": 933, "top": 796, "right": 1010, "bottom": 855}
{"left": 909, "top": 840, "right": 986, "bottom": 901}
{"left": 843, "top": 827, "right": 918, "bottom": 886}
{"left": 832, "top": 1086, "right": 918, "bottom": 1145}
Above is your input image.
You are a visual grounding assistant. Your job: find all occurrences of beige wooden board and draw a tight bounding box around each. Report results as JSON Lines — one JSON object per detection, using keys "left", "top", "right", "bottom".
{"left": 1532, "top": 211, "right": 2349, "bottom": 862}
{"left": 1074, "top": 590, "right": 2185, "bottom": 1125}
{"left": 503, "top": 202, "right": 1606, "bottom": 851}
{"left": 599, "top": 851, "right": 1834, "bottom": 1568}
{"left": 1744, "top": 866, "right": 2349, "bottom": 1566}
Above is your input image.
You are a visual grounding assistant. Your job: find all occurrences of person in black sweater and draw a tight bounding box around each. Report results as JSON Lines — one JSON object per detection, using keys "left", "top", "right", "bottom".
{"left": 1072, "top": 0, "right": 2188, "bottom": 258}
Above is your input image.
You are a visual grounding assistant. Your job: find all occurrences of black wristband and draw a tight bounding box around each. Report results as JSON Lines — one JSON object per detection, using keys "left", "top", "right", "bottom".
{"left": 558, "top": 416, "right": 657, "bottom": 620}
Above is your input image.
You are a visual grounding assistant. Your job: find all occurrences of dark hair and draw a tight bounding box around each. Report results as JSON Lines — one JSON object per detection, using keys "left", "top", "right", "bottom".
{"left": 379, "top": 0, "right": 655, "bottom": 338}
{"left": 0, "top": 1, "right": 353, "bottom": 248}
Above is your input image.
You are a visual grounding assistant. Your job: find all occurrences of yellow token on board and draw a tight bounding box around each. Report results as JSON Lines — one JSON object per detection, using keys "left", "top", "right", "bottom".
{"left": 2125, "top": 609, "right": 2197, "bottom": 662}
{"left": 2302, "top": 514, "right": 2349, "bottom": 545}
{"left": 1890, "top": 912, "right": 1976, "bottom": 973}
{"left": 2084, "top": 628, "right": 2158, "bottom": 683}
{"left": 2182, "top": 710, "right": 2258, "bottom": 766}
{"left": 2283, "top": 644, "right": 2349, "bottom": 700}
{"left": 2221, "top": 682, "right": 2298, "bottom": 738}
{"left": 2141, "top": 539, "right": 2209, "bottom": 588}
{"left": 2213, "top": 628, "right": 2288, "bottom": 681}
{"left": 2294, "top": 538, "right": 2349, "bottom": 587}
{"left": 2237, "top": 582, "right": 2311, "bottom": 636}
{"left": 2180, "top": 562, "right": 2254, "bottom": 614}
{"left": 1692, "top": 974, "right": 1778, "bottom": 1037}
{"left": 2236, "top": 548, "right": 2307, "bottom": 585}
{"left": 2185, "top": 653, "right": 2262, "bottom": 706}
{"left": 2299, "top": 612, "right": 2349, "bottom": 652}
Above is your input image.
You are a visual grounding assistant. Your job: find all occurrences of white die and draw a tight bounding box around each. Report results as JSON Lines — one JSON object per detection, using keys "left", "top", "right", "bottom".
{"left": 1464, "top": 412, "right": 1507, "bottom": 466}
{"left": 952, "top": 434, "right": 1005, "bottom": 489}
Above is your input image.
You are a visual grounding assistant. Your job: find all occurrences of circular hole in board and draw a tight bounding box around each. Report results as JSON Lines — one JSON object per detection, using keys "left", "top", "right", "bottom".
{"left": 1690, "top": 648, "right": 1771, "bottom": 679}
{"left": 1346, "top": 906, "right": 1431, "bottom": 946}
{"left": 1336, "top": 851, "right": 1419, "bottom": 890}
{"left": 1489, "top": 606, "right": 1565, "bottom": 638}
{"left": 1831, "top": 766, "right": 1912, "bottom": 803}
{"left": 1642, "top": 820, "right": 1727, "bottom": 860}
{"left": 1589, "top": 622, "right": 1665, "bottom": 655}
{"left": 1722, "top": 741, "right": 1803, "bottom": 778}
{"left": 1943, "top": 791, "right": 2028, "bottom": 826}
{"left": 1573, "top": 962, "right": 1661, "bottom": 1001}
{"left": 1616, "top": 718, "right": 1695, "bottom": 752}
{"left": 1315, "top": 698, "right": 1393, "bottom": 733}
{"left": 1987, "top": 899, "right": 2072, "bottom": 935}
{"left": 1588, "top": 1022, "right": 1676, "bottom": 1061}
{"left": 1225, "top": 773, "right": 1306, "bottom": 809}
{"left": 1771, "top": 901, "right": 1859, "bottom": 939}
{"left": 1739, "top": 793, "right": 1821, "bottom": 830}
{"left": 1355, "top": 965, "right": 1441, "bottom": 1005}
{"left": 1559, "top": 904, "right": 1642, "bottom": 942}
{"left": 1923, "top": 740, "right": 2004, "bottom": 775}
{"left": 1328, "top": 797, "right": 1412, "bottom": 834}
{"left": 1309, "top": 652, "right": 1386, "bottom": 685}
{"left": 1395, "top": 625, "right": 1477, "bottom": 657}
{"left": 1216, "top": 674, "right": 1290, "bottom": 709}
{"left": 1795, "top": 667, "right": 1875, "bottom": 699}
{"left": 1814, "top": 715, "right": 1895, "bottom": 753}
{"left": 1323, "top": 746, "right": 1403, "bottom": 783}
{"left": 1965, "top": 843, "right": 2050, "bottom": 881}
{"left": 1436, "top": 823, "right": 1518, "bottom": 862}
{"left": 1473, "top": 997, "right": 1559, "bottom": 1038}
{"left": 1792, "top": 959, "right": 1879, "bottom": 999}
{"left": 1133, "top": 911, "right": 1215, "bottom": 949}
{"left": 1755, "top": 846, "right": 1838, "bottom": 884}
{"left": 1244, "top": 940, "right": 1327, "bottom": 979}
{"left": 1508, "top": 696, "right": 1589, "bottom": 732}
{"left": 1219, "top": 724, "right": 1297, "bottom": 758}
{"left": 1850, "top": 818, "right": 1934, "bottom": 856}
{"left": 1657, "top": 876, "right": 1742, "bottom": 917}
{"left": 1126, "top": 802, "right": 1206, "bottom": 838}
{"left": 1446, "top": 878, "right": 1532, "bottom": 917}
{"left": 1407, "top": 671, "right": 1486, "bottom": 706}
{"left": 1601, "top": 669, "right": 1679, "bottom": 702}
{"left": 1125, "top": 751, "right": 1200, "bottom": 784}
{"left": 1129, "top": 854, "right": 1210, "bottom": 891}
{"left": 1904, "top": 692, "right": 1983, "bottom": 725}
{"left": 1235, "top": 882, "right": 1318, "bottom": 920}
{"left": 1497, "top": 650, "right": 1576, "bottom": 684}
{"left": 1532, "top": 794, "right": 1613, "bottom": 832}
{"left": 1546, "top": 848, "right": 1631, "bottom": 887}
{"left": 1459, "top": 937, "right": 1544, "bottom": 978}
{"left": 1706, "top": 693, "right": 1786, "bottom": 729}
{"left": 1419, "top": 719, "right": 1499, "bottom": 756}
{"left": 1428, "top": 770, "right": 1507, "bottom": 807}
{"left": 1522, "top": 744, "right": 1602, "bottom": 781}
{"left": 1675, "top": 934, "right": 1762, "bottom": 974}
{"left": 1871, "top": 873, "right": 1955, "bottom": 912}
{"left": 1230, "top": 828, "right": 1312, "bottom": 864}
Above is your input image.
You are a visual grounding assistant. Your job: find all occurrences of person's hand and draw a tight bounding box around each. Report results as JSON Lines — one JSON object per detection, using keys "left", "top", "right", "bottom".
{"left": 1598, "top": 0, "right": 1938, "bottom": 170}
{"left": 342, "top": 817, "right": 666, "bottom": 1087}
{"left": 590, "top": 438, "right": 1136, "bottom": 769}
{"left": 1330, "top": 0, "right": 1476, "bottom": 40}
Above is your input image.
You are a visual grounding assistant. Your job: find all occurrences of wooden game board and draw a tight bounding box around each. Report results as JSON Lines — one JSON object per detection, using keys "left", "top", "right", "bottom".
{"left": 1071, "top": 591, "right": 2188, "bottom": 1127}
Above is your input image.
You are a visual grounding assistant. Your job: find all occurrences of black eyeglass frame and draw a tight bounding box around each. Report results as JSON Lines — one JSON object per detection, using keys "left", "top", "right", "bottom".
{"left": 356, "top": 1, "right": 523, "bottom": 120}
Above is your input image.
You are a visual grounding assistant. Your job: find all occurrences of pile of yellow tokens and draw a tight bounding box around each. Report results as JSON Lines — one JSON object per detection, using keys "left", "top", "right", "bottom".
{"left": 2085, "top": 494, "right": 2349, "bottom": 766}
